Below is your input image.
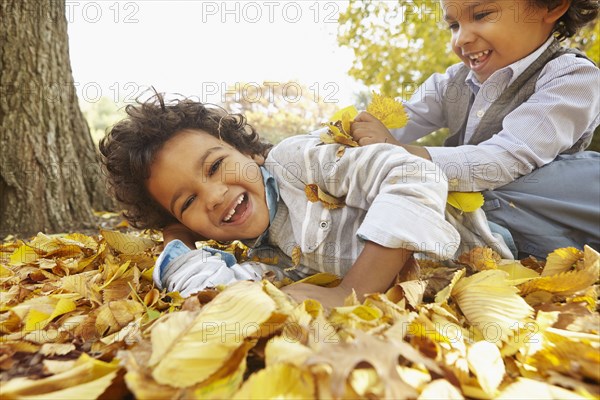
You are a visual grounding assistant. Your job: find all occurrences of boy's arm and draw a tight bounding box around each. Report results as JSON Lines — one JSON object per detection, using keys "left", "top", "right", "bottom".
{"left": 282, "top": 242, "right": 412, "bottom": 309}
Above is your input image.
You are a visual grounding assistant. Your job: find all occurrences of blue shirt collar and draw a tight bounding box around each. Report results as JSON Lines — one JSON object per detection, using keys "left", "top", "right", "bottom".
{"left": 243, "top": 165, "right": 279, "bottom": 249}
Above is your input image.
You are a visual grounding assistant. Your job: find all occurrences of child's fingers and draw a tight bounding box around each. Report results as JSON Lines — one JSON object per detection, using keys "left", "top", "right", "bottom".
{"left": 353, "top": 111, "right": 378, "bottom": 123}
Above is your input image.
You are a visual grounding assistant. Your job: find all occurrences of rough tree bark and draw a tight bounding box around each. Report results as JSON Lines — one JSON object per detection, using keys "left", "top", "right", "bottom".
{"left": 0, "top": 0, "right": 114, "bottom": 237}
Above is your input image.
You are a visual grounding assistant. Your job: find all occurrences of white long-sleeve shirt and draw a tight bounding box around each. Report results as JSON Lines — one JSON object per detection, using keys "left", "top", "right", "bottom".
{"left": 392, "top": 37, "right": 600, "bottom": 192}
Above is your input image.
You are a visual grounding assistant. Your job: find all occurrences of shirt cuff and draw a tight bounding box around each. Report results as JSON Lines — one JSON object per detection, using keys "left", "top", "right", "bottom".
{"left": 153, "top": 239, "right": 192, "bottom": 288}
{"left": 426, "top": 146, "right": 476, "bottom": 192}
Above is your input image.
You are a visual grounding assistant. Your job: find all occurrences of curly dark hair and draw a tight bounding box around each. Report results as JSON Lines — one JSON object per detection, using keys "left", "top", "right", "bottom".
{"left": 533, "top": 0, "right": 599, "bottom": 40}
{"left": 98, "top": 93, "right": 273, "bottom": 230}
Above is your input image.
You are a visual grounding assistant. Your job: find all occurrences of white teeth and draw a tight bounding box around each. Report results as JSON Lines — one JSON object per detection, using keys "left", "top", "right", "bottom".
{"left": 469, "top": 49, "right": 490, "bottom": 60}
{"left": 223, "top": 194, "right": 245, "bottom": 222}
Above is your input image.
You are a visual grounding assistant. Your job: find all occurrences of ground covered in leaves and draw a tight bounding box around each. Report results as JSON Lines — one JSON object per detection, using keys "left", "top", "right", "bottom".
{"left": 0, "top": 215, "right": 599, "bottom": 399}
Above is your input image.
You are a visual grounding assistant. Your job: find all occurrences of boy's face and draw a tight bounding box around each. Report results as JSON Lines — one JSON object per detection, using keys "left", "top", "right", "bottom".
{"left": 146, "top": 129, "right": 270, "bottom": 242}
{"left": 441, "top": 0, "right": 560, "bottom": 83}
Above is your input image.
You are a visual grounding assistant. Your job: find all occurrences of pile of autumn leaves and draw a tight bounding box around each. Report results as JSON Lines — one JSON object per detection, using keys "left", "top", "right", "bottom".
{"left": 0, "top": 227, "right": 599, "bottom": 399}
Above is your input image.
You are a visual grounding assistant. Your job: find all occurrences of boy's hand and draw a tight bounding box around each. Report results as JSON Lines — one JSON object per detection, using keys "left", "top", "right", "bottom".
{"left": 351, "top": 111, "right": 399, "bottom": 146}
{"left": 163, "top": 222, "right": 204, "bottom": 249}
{"left": 282, "top": 282, "right": 350, "bottom": 310}
{"left": 351, "top": 111, "right": 432, "bottom": 160}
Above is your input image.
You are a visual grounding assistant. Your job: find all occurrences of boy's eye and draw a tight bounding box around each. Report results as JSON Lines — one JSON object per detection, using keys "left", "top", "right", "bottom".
{"left": 474, "top": 11, "right": 492, "bottom": 21}
{"left": 209, "top": 157, "right": 224, "bottom": 176}
{"left": 182, "top": 195, "right": 196, "bottom": 213}
{"left": 448, "top": 22, "right": 459, "bottom": 31}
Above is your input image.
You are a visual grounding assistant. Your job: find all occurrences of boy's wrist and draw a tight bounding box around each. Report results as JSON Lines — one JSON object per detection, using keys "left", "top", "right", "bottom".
{"left": 163, "top": 223, "right": 201, "bottom": 249}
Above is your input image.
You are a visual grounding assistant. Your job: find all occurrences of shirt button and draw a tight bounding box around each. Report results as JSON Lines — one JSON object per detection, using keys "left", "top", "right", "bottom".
{"left": 476, "top": 109, "right": 485, "bottom": 118}
{"left": 449, "top": 178, "right": 459, "bottom": 188}
{"left": 319, "top": 221, "right": 329, "bottom": 229}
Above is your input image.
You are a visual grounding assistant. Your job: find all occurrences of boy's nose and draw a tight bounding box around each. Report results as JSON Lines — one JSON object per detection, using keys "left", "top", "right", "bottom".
{"left": 454, "top": 26, "right": 475, "bottom": 47}
{"left": 204, "top": 184, "right": 227, "bottom": 211}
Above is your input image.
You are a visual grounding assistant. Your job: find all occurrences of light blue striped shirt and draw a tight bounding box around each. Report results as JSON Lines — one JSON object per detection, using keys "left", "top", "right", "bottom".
{"left": 392, "top": 36, "right": 600, "bottom": 192}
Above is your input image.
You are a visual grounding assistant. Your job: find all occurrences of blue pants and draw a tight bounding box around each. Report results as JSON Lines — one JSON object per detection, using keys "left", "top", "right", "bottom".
{"left": 483, "top": 152, "right": 600, "bottom": 259}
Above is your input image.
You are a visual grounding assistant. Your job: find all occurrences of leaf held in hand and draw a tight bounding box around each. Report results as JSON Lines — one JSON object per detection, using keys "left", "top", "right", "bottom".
{"left": 366, "top": 92, "right": 409, "bottom": 129}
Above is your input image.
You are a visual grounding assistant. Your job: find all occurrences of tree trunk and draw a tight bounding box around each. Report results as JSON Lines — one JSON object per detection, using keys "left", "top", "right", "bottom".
{"left": 0, "top": 0, "right": 114, "bottom": 237}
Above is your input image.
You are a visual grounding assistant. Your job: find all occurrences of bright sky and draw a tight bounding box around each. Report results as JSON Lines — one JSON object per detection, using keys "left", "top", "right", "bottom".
{"left": 67, "top": 0, "right": 364, "bottom": 107}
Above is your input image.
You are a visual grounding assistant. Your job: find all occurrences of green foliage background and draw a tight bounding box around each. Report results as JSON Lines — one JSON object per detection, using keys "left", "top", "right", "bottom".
{"left": 338, "top": 0, "right": 600, "bottom": 149}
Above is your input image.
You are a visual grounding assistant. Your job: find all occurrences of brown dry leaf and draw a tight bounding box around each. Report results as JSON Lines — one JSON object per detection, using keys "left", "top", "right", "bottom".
{"left": 397, "top": 280, "right": 427, "bottom": 309}
{"left": 305, "top": 330, "right": 443, "bottom": 399}
{"left": 291, "top": 245, "right": 302, "bottom": 268}
{"left": 39, "top": 343, "right": 76, "bottom": 356}
{"left": 100, "top": 229, "right": 155, "bottom": 256}
{"left": 304, "top": 184, "right": 345, "bottom": 209}
{"left": 95, "top": 300, "right": 144, "bottom": 337}
{"left": 458, "top": 247, "right": 500, "bottom": 271}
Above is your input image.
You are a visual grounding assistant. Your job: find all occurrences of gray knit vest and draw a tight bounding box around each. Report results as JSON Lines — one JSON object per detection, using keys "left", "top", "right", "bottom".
{"left": 443, "top": 39, "right": 594, "bottom": 153}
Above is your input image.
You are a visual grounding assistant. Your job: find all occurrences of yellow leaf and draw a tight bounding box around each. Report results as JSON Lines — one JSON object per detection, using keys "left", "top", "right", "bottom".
{"left": 0, "top": 353, "right": 120, "bottom": 398}
{"left": 341, "top": 109, "right": 356, "bottom": 134}
{"left": 366, "top": 92, "right": 409, "bottom": 129}
{"left": 467, "top": 341, "right": 505, "bottom": 396}
{"left": 0, "top": 263, "right": 14, "bottom": 278}
{"left": 295, "top": 272, "right": 342, "bottom": 288}
{"left": 48, "top": 297, "right": 77, "bottom": 322}
{"left": 498, "top": 378, "right": 587, "bottom": 399}
{"left": 330, "top": 304, "right": 384, "bottom": 330}
{"left": 9, "top": 244, "right": 39, "bottom": 266}
{"left": 24, "top": 309, "right": 50, "bottom": 332}
{"left": 23, "top": 295, "right": 77, "bottom": 333}
{"left": 100, "top": 229, "right": 155, "bottom": 255}
{"left": 519, "top": 267, "right": 599, "bottom": 296}
{"left": 192, "top": 343, "right": 251, "bottom": 399}
{"left": 329, "top": 105, "right": 358, "bottom": 124}
{"left": 447, "top": 192, "right": 485, "bottom": 212}
{"left": 452, "top": 270, "right": 534, "bottom": 343}
{"left": 418, "top": 379, "right": 464, "bottom": 399}
{"left": 304, "top": 184, "right": 345, "bottom": 209}
{"left": 264, "top": 336, "right": 313, "bottom": 367}
{"left": 496, "top": 261, "right": 539, "bottom": 284}
{"left": 542, "top": 247, "right": 582, "bottom": 277}
{"left": 233, "top": 363, "right": 315, "bottom": 399}
{"left": 151, "top": 281, "right": 277, "bottom": 387}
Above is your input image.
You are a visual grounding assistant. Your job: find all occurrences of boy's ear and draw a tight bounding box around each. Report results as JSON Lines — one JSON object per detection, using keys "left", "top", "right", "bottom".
{"left": 544, "top": 0, "right": 570, "bottom": 23}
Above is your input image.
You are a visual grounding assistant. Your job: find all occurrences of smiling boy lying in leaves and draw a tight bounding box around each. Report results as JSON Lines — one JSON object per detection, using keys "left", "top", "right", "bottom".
{"left": 99, "top": 93, "right": 511, "bottom": 308}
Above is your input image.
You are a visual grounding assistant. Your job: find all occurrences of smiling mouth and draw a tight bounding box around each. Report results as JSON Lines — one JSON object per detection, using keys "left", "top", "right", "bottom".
{"left": 223, "top": 193, "right": 249, "bottom": 223}
{"left": 468, "top": 49, "right": 491, "bottom": 66}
